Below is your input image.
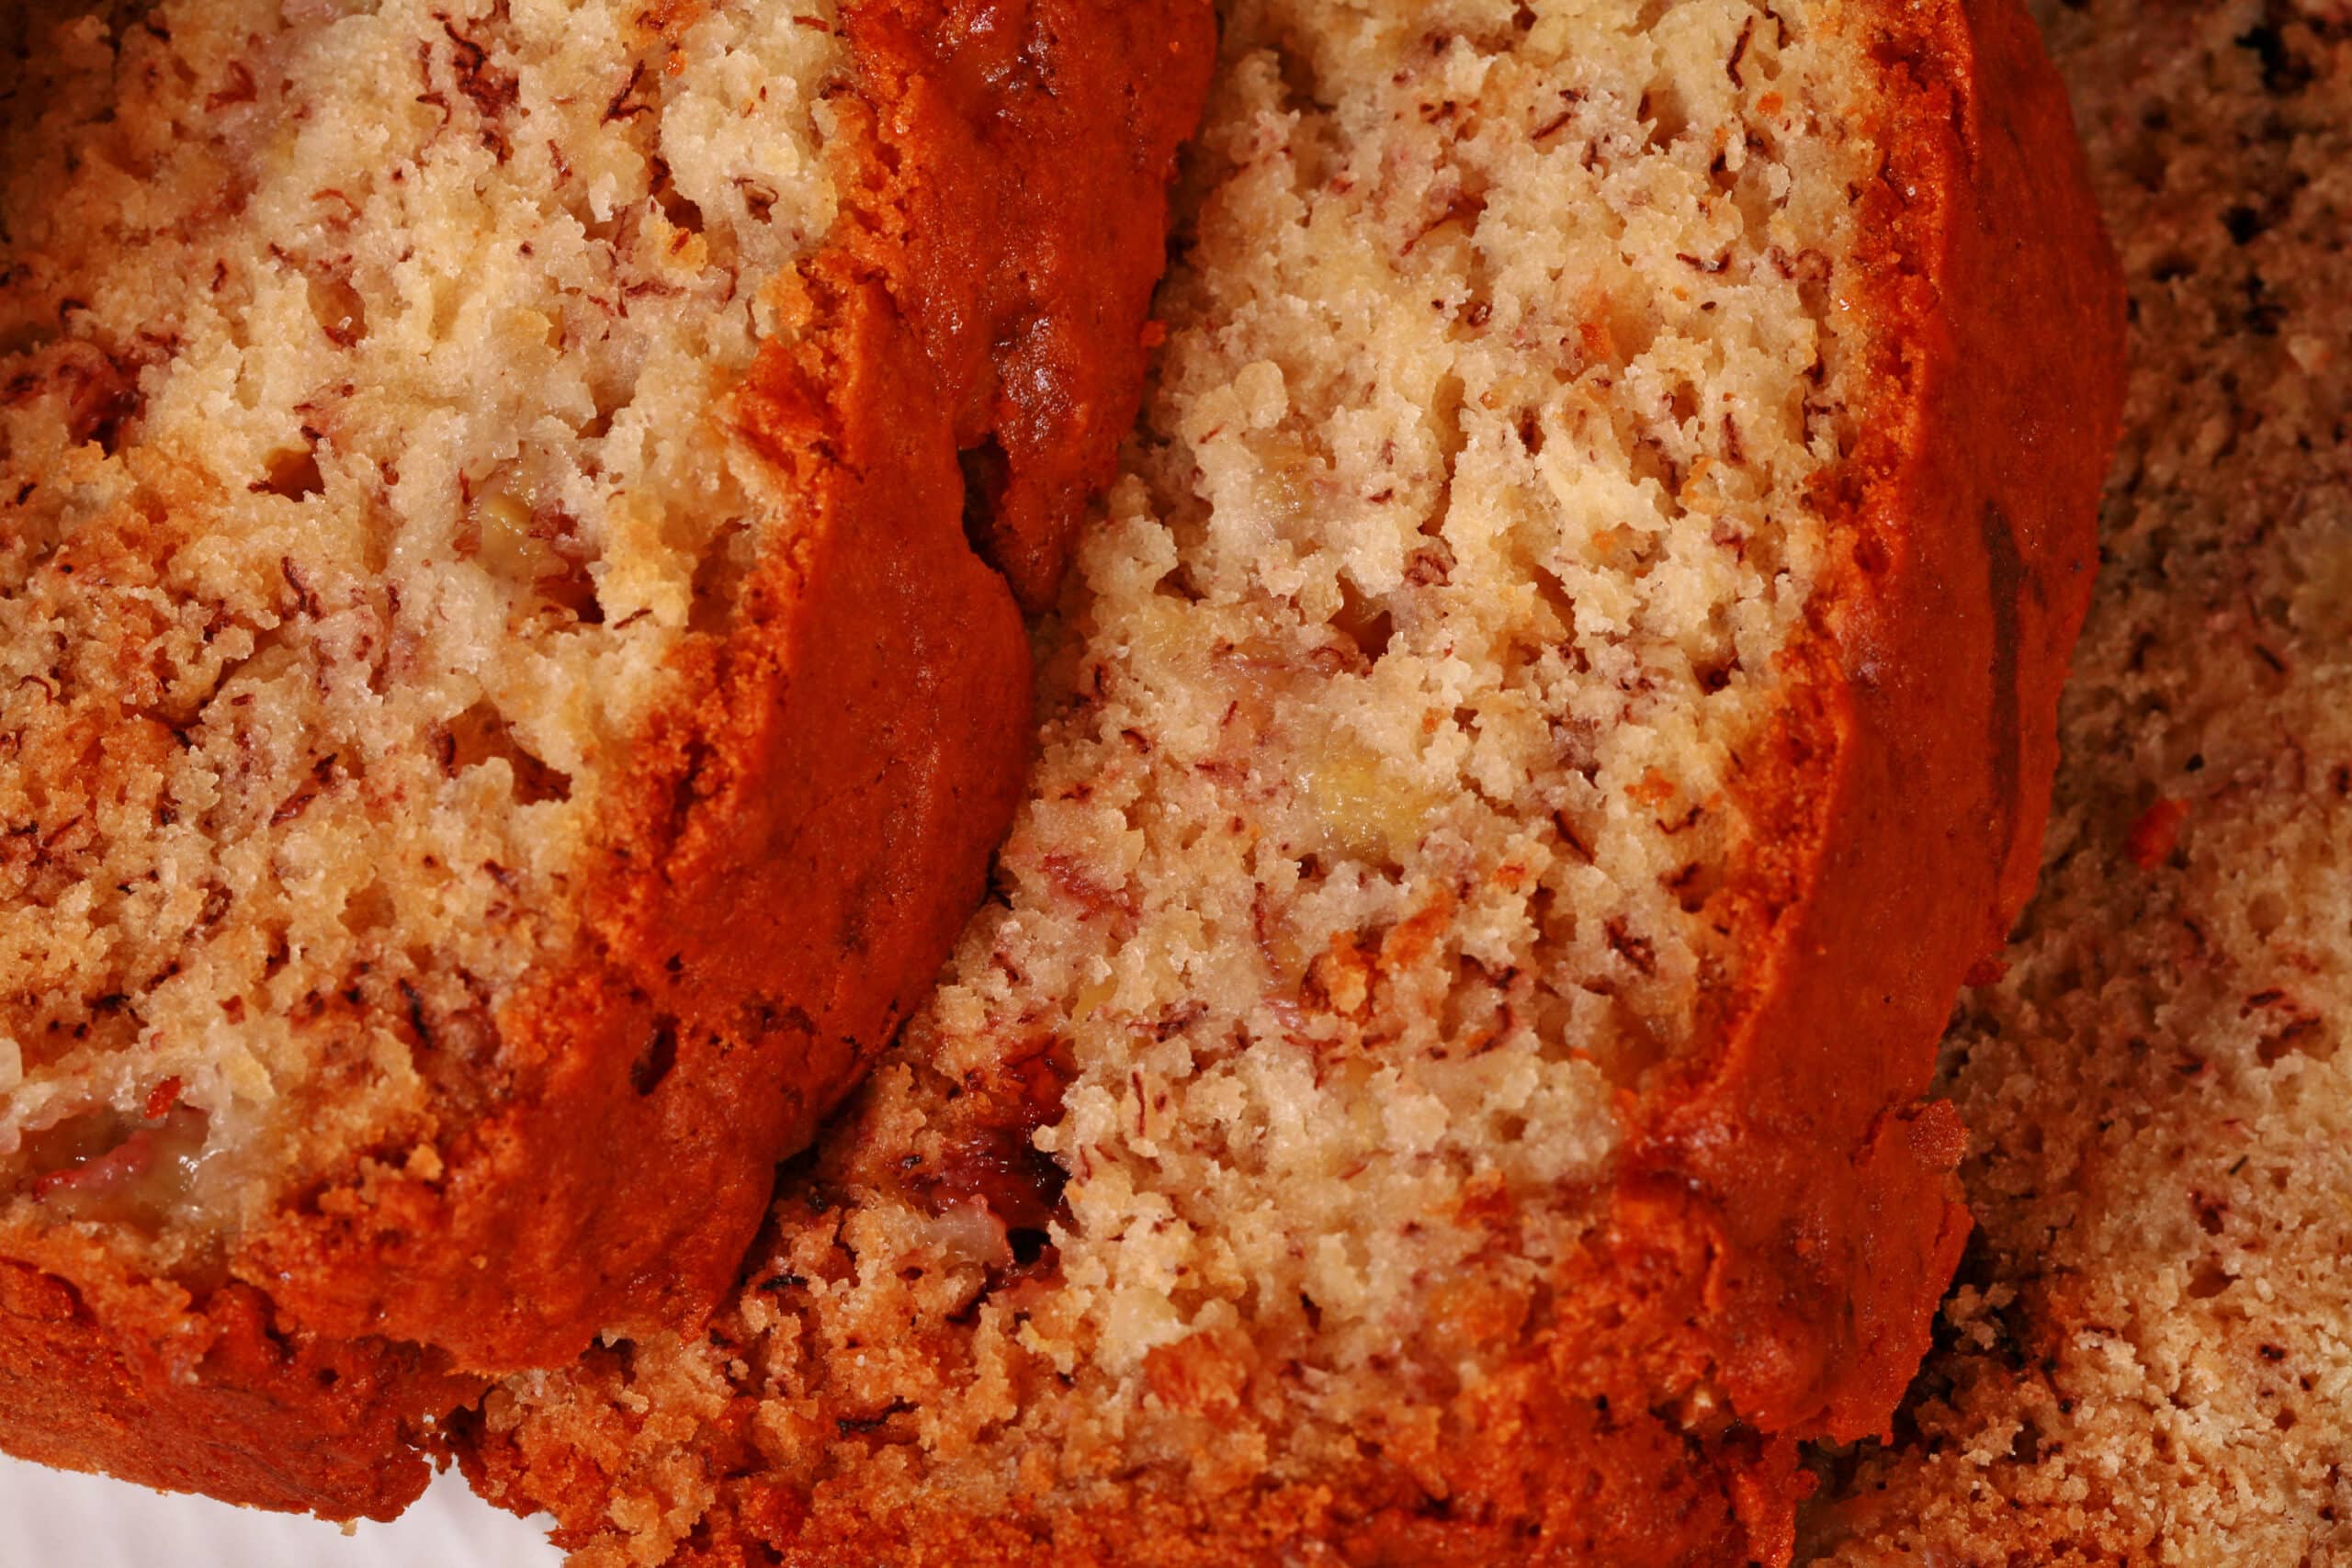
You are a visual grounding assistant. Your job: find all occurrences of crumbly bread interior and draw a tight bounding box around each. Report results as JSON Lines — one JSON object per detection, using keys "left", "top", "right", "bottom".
{"left": 1806, "top": 2, "right": 2352, "bottom": 1561}
{"left": 994, "top": 0, "right": 1879, "bottom": 1410}
{"left": 473, "top": 1, "right": 1896, "bottom": 1553}
{"left": 0, "top": 0, "right": 846, "bottom": 1264}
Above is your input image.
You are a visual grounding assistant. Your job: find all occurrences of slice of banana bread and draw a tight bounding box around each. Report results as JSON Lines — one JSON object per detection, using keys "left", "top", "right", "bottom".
{"left": 1805, "top": 3, "right": 2352, "bottom": 1561}
{"left": 0, "top": 0, "right": 1212, "bottom": 1520}
{"left": 458, "top": 1, "right": 2120, "bottom": 1562}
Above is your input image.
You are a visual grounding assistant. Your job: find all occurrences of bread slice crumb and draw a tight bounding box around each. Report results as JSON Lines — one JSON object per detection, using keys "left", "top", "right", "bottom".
{"left": 457, "top": 1, "right": 2117, "bottom": 1560}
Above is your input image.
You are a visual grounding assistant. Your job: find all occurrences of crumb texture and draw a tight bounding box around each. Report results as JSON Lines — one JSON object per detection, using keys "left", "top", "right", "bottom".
{"left": 1806, "top": 2, "right": 2352, "bottom": 1562}
{"left": 0, "top": 0, "right": 845, "bottom": 1254}
{"left": 980, "top": 0, "right": 1873, "bottom": 1410}
{"left": 455, "top": 2, "right": 2056, "bottom": 1562}
{"left": 0, "top": 0, "right": 1216, "bottom": 1519}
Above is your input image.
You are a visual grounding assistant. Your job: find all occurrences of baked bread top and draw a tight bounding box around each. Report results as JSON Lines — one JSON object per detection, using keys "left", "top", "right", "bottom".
{"left": 458, "top": 2, "right": 2120, "bottom": 1562}
{"left": 1807, "top": 3, "right": 2352, "bottom": 1560}
{"left": 0, "top": 0, "right": 1212, "bottom": 1518}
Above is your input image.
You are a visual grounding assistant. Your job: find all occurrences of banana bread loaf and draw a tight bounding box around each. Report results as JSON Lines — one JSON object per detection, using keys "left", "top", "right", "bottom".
{"left": 458, "top": 1, "right": 2121, "bottom": 1562}
{"left": 0, "top": 0, "right": 1211, "bottom": 1520}
{"left": 1807, "top": 2, "right": 2352, "bottom": 1560}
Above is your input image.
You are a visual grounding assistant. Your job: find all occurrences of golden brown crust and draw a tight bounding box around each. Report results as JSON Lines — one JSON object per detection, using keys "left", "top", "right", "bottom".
{"left": 0, "top": 0, "right": 1213, "bottom": 1519}
{"left": 1804, "top": 3, "right": 2352, "bottom": 1558}
{"left": 454, "top": 3, "right": 2122, "bottom": 1562}
{"left": 831, "top": 0, "right": 1219, "bottom": 614}
{"left": 0, "top": 1233, "right": 478, "bottom": 1521}
{"left": 1505, "top": 0, "right": 2126, "bottom": 1550}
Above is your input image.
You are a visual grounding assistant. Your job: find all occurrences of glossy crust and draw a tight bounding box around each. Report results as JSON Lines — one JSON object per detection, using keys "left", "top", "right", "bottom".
{"left": 457, "top": 1, "right": 2121, "bottom": 1562}
{"left": 0, "top": 0, "right": 1213, "bottom": 1521}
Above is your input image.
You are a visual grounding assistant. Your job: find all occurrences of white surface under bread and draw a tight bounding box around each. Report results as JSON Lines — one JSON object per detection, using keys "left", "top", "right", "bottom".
{"left": 0, "top": 1457, "right": 557, "bottom": 1567}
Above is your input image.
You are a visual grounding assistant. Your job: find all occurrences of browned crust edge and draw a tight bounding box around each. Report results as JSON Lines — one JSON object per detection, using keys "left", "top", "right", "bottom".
{"left": 0, "top": 1233, "right": 479, "bottom": 1520}
{"left": 0, "top": 0, "right": 1215, "bottom": 1521}
{"left": 1526, "top": 0, "right": 2127, "bottom": 1554}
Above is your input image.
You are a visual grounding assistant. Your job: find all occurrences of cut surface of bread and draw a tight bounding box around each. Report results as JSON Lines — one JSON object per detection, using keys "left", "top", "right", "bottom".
{"left": 1804, "top": 2, "right": 2352, "bottom": 1561}
{"left": 0, "top": 0, "right": 1212, "bottom": 1519}
{"left": 458, "top": 1, "right": 2120, "bottom": 1562}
